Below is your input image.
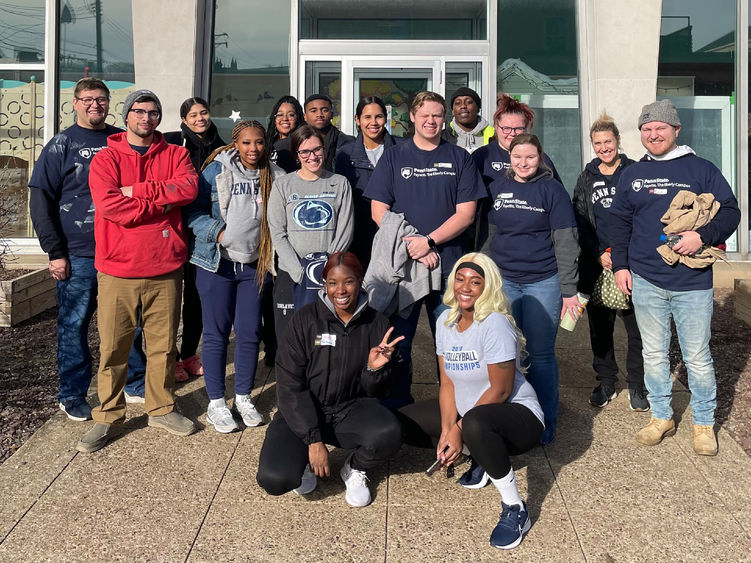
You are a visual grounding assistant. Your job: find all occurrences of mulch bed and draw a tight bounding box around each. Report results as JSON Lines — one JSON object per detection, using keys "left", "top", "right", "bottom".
{"left": 1, "top": 290, "right": 750, "bottom": 464}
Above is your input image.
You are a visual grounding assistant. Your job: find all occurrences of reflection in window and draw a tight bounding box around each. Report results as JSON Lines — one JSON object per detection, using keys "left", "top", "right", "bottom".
{"left": 497, "top": 0, "right": 580, "bottom": 193}
{"left": 0, "top": 72, "right": 45, "bottom": 237}
{"left": 300, "top": 0, "right": 486, "bottom": 40}
{"left": 211, "top": 0, "right": 291, "bottom": 141}
{"left": 0, "top": 1, "right": 45, "bottom": 64}
{"left": 659, "top": 1, "right": 735, "bottom": 96}
{"left": 306, "top": 62, "right": 343, "bottom": 128}
{"left": 58, "top": 1, "right": 136, "bottom": 129}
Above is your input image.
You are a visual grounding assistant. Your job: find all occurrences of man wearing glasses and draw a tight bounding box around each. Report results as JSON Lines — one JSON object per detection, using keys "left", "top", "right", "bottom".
{"left": 76, "top": 89, "right": 199, "bottom": 453}
{"left": 29, "top": 78, "right": 146, "bottom": 423}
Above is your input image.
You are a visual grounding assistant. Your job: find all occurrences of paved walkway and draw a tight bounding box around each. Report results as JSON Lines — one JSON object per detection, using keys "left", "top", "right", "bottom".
{"left": 1, "top": 313, "right": 750, "bottom": 562}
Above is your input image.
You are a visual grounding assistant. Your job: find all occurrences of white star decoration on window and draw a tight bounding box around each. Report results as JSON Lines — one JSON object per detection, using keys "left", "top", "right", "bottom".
{"left": 229, "top": 110, "right": 241, "bottom": 123}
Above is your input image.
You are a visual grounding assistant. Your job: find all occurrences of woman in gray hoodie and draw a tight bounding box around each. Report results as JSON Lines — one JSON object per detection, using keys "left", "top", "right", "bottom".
{"left": 186, "top": 121, "right": 284, "bottom": 434}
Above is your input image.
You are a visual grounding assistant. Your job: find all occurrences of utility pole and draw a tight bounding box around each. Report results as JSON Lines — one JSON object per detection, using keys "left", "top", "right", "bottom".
{"left": 95, "top": 0, "right": 102, "bottom": 73}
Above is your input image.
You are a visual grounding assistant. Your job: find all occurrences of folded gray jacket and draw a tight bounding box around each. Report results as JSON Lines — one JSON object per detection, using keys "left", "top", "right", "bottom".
{"left": 363, "top": 211, "right": 443, "bottom": 318}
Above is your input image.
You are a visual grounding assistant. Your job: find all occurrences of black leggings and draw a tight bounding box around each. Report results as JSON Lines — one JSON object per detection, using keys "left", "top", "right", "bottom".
{"left": 397, "top": 399, "right": 543, "bottom": 479}
{"left": 256, "top": 398, "right": 402, "bottom": 496}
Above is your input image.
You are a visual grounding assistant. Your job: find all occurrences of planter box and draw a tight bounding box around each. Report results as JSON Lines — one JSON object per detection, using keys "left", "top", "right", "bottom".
{"left": 734, "top": 279, "right": 751, "bottom": 328}
{"left": 0, "top": 268, "right": 56, "bottom": 327}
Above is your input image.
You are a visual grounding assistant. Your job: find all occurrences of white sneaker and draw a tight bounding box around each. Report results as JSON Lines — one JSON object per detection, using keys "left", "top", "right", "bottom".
{"left": 124, "top": 391, "right": 145, "bottom": 404}
{"left": 206, "top": 401, "right": 239, "bottom": 434}
{"left": 293, "top": 464, "right": 317, "bottom": 495}
{"left": 340, "top": 454, "right": 371, "bottom": 507}
{"left": 234, "top": 395, "right": 263, "bottom": 427}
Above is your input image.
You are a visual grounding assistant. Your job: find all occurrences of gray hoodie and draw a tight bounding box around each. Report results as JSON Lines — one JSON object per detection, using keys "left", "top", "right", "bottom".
{"left": 268, "top": 170, "right": 354, "bottom": 283}
{"left": 451, "top": 117, "right": 490, "bottom": 153}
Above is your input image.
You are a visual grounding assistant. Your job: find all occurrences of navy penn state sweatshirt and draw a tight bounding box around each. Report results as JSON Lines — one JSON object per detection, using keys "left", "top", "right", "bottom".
{"left": 609, "top": 151, "right": 739, "bottom": 291}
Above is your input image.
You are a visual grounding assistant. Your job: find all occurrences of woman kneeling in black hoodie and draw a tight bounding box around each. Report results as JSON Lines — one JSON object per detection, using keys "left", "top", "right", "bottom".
{"left": 256, "top": 252, "right": 404, "bottom": 507}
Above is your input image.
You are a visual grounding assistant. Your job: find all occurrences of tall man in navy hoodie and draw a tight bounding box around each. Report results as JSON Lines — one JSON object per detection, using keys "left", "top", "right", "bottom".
{"left": 610, "top": 100, "right": 740, "bottom": 456}
{"left": 29, "top": 78, "right": 146, "bottom": 422}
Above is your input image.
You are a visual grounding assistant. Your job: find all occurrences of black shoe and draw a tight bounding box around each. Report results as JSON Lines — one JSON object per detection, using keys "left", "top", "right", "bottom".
{"left": 629, "top": 386, "right": 650, "bottom": 412}
{"left": 589, "top": 384, "right": 616, "bottom": 408}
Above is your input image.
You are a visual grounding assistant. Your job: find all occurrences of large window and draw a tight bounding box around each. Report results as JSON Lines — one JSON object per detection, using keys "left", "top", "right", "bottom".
{"left": 58, "top": 0, "right": 136, "bottom": 130}
{"left": 300, "top": 0, "right": 487, "bottom": 40}
{"left": 496, "top": 0, "right": 580, "bottom": 192}
{"left": 211, "top": 0, "right": 291, "bottom": 141}
{"left": 659, "top": 0, "right": 737, "bottom": 251}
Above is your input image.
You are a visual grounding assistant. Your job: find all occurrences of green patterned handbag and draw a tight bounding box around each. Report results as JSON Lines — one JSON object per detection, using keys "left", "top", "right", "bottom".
{"left": 590, "top": 268, "right": 630, "bottom": 310}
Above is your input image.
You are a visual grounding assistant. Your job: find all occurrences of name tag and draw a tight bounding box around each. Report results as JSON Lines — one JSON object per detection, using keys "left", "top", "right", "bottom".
{"left": 499, "top": 193, "right": 513, "bottom": 199}
{"left": 316, "top": 333, "right": 337, "bottom": 347}
{"left": 653, "top": 188, "right": 668, "bottom": 195}
{"left": 162, "top": 229, "right": 170, "bottom": 238}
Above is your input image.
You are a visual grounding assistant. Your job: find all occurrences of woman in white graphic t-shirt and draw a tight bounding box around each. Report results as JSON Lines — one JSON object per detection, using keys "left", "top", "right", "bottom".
{"left": 398, "top": 252, "right": 544, "bottom": 550}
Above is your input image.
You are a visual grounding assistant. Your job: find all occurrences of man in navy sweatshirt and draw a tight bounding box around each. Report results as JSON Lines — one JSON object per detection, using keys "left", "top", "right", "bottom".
{"left": 29, "top": 78, "right": 146, "bottom": 422}
{"left": 610, "top": 99, "right": 740, "bottom": 456}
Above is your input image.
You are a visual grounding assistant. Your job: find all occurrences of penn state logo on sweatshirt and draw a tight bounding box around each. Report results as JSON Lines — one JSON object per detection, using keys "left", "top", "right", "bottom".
{"left": 591, "top": 180, "right": 615, "bottom": 209}
{"left": 291, "top": 192, "right": 335, "bottom": 230}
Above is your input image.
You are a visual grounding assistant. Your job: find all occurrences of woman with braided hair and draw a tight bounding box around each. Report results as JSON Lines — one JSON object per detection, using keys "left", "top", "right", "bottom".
{"left": 186, "top": 120, "right": 285, "bottom": 433}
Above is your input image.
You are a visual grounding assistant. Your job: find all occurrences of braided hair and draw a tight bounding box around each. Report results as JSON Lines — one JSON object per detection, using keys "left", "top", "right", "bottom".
{"left": 202, "top": 120, "right": 275, "bottom": 289}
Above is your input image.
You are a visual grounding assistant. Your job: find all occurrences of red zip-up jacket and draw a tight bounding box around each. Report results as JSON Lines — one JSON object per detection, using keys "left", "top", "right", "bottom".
{"left": 89, "top": 131, "right": 198, "bottom": 278}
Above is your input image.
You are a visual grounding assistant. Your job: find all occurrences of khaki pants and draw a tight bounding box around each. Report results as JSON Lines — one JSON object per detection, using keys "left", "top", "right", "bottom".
{"left": 92, "top": 270, "right": 182, "bottom": 424}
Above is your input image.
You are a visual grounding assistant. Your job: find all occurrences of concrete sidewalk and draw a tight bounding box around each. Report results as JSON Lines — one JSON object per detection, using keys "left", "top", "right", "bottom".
{"left": 1, "top": 313, "right": 750, "bottom": 562}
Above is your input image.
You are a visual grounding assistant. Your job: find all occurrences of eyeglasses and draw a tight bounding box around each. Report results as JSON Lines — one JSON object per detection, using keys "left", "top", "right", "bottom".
{"left": 275, "top": 112, "right": 297, "bottom": 120}
{"left": 75, "top": 96, "right": 109, "bottom": 106}
{"left": 298, "top": 146, "right": 324, "bottom": 158}
{"left": 130, "top": 109, "right": 160, "bottom": 120}
{"left": 498, "top": 126, "right": 526, "bottom": 135}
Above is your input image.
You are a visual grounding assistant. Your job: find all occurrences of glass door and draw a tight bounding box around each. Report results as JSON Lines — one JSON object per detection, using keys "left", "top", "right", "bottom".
{"left": 353, "top": 67, "right": 432, "bottom": 137}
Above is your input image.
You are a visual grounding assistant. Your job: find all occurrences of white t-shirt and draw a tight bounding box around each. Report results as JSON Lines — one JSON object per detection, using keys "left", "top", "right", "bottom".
{"left": 435, "top": 310, "right": 544, "bottom": 425}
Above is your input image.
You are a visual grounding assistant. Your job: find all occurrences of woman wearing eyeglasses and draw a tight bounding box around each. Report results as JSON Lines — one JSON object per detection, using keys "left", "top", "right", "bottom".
{"left": 268, "top": 124, "right": 355, "bottom": 344}
{"left": 267, "top": 95, "right": 304, "bottom": 172}
{"left": 471, "top": 95, "right": 562, "bottom": 251}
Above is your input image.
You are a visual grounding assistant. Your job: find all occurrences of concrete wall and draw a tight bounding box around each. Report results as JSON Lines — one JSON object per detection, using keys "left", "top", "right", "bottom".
{"left": 131, "top": 0, "right": 201, "bottom": 132}
{"left": 579, "top": 0, "right": 663, "bottom": 159}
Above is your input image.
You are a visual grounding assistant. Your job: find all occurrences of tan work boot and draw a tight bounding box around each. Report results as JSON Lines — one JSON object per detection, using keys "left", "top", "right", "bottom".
{"left": 636, "top": 417, "right": 676, "bottom": 446}
{"left": 693, "top": 425, "right": 718, "bottom": 456}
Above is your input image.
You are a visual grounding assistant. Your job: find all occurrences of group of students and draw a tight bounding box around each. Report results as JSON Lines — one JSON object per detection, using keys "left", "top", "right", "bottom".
{"left": 165, "top": 82, "right": 650, "bottom": 550}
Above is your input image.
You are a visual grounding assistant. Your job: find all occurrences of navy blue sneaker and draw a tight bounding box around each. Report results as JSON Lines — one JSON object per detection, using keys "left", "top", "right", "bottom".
{"left": 59, "top": 397, "right": 92, "bottom": 422}
{"left": 490, "top": 502, "right": 531, "bottom": 550}
{"left": 458, "top": 458, "right": 489, "bottom": 489}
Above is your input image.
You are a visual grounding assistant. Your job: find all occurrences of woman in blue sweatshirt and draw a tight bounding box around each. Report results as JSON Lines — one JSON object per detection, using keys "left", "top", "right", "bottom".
{"left": 572, "top": 114, "right": 647, "bottom": 412}
{"left": 186, "top": 121, "right": 284, "bottom": 434}
{"left": 486, "top": 133, "right": 581, "bottom": 446}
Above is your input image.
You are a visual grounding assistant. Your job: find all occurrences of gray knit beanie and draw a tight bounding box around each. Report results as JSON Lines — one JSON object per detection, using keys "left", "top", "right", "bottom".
{"left": 122, "top": 89, "right": 163, "bottom": 125}
{"left": 638, "top": 99, "right": 681, "bottom": 129}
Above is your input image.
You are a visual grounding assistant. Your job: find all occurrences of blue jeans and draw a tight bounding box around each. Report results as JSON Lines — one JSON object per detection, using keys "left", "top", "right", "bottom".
{"left": 385, "top": 288, "right": 448, "bottom": 409}
{"left": 631, "top": 274, "right": 716, "bottom": 425}
{"left": 56, "top": 256, "right": 146, "bottom": 402}
{"left": 502, "top": 274, "right": 561, "bottom": 441}
{"left": 196, "top": 259, "right": 269, "bottom": 399}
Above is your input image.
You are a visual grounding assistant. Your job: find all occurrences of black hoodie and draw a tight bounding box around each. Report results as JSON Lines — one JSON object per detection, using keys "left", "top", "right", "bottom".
{"left": 275, "top": 293, "right": 400, "bottom": 445}
{"left": 572, "top": 155, "right": 634, "bottom": 293}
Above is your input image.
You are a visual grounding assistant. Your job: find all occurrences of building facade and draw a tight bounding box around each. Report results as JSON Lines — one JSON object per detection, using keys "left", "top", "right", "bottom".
{"left": 1, "top": 0, "right": 749, "bottom": 267}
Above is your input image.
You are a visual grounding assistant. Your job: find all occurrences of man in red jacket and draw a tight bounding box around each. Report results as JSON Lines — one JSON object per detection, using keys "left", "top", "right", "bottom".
{"left": 77, "top": 89, "right": 199, "bottom": 453}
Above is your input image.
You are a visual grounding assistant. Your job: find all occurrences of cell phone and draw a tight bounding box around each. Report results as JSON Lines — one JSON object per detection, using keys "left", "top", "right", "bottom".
{"left": 425, "top": 446, "right": 449, "bottom": 477}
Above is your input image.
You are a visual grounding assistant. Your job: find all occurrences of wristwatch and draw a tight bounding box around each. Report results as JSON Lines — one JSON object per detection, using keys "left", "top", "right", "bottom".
{"left": 425, "top": 234, "right": 437, "bottom": 250}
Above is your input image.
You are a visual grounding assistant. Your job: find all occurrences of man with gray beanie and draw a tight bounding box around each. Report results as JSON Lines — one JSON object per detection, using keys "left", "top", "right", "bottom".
{"left": 77, "top": 89, "right": 199, "bottom": 453}
{"left": 609, "top": 99, "right": 740, "bottom": 456}
{"left": 441, "top": 86, "right": 494, "bottom": 153}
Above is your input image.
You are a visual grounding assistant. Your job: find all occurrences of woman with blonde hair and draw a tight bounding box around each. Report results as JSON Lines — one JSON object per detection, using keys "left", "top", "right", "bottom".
{"left": 186, "top": 120, "right": 284, "bottom": 433}
{"left": 572, "top": 113, "right": 646, "bottom": 410}
{"left": 398, "top": 253, "right": 544, "bottom": 550}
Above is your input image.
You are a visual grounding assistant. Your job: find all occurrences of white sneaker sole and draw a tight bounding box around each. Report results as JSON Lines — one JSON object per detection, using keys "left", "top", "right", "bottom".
{"left": 206, "top": 413, "right": 238, "bottom": 434}
{"left": 59, "top": 402, "right": 90, "bottom": 422}
{"left": 124, "top": 393, "right": 145, "bottom": 404}
{"left": 461, "top": 471, "right": 490, "bottom": 489}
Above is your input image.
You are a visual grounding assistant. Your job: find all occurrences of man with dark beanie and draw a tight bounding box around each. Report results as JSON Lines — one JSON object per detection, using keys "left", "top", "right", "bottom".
{"left": 76, "top": 89, "right": 199, "bottom": 453}
{"left": 442, "top": 86, "right": 494, "bottom": 153}
{"left": 610, "top": 99, "right": 740, "bottom": 456}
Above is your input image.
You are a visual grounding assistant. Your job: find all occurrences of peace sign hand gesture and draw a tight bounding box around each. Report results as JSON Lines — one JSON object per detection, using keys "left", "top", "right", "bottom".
{"left": 367, "top": 327, "right": 405, "bottom": 372}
